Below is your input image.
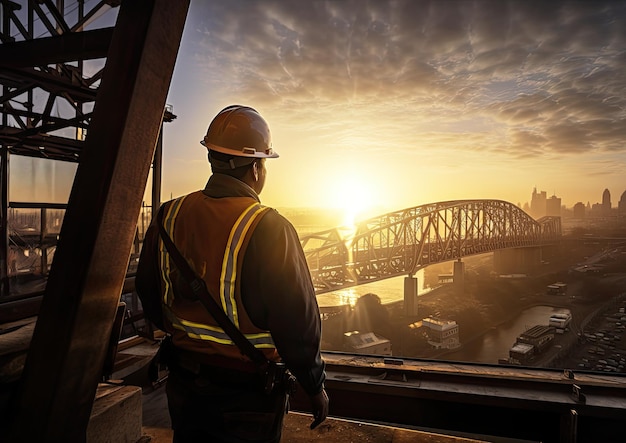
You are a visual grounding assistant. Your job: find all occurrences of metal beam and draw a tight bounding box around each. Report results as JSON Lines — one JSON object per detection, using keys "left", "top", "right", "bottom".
{"left": 290, "top": 354, "right": 626, "bottom": 443}
{"left": 7, "top": 0, "right": 189, "bottom": 441}
{"left": 0, "top": 147, "right": 7, "bottom": 298}
{"left": 0, "top": 65, "right": 98, "bottom": 102}
{"left": 0, "top": 27, "right": 113, "bottom": 68}
{"left": 152, "top": 124, "right": 163, "bottom": 216}
{"left": 0, "top": 127, "right": 84, "bottom": 161}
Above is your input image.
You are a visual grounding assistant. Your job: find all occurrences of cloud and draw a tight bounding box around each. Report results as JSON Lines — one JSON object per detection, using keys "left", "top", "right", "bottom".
{"left": 186, "top": 0, "right": 626, "bottom": 160}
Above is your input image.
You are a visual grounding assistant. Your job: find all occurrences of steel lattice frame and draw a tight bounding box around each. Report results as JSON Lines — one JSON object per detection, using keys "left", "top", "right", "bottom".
{"left": 0, "top": 0, "right": 123, "bottom": 162}
{"left": 0, "top": 1, "right": 120, "bottom": 297}
{"left": 302, "top": 200, "right": 561, "bottom": 293}
{"left": 0, "top": 1, "right": 177, "bottom": 298}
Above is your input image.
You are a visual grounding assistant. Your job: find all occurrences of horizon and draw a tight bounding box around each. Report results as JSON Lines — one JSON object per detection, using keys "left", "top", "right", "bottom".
{"left": 11, "top": 153, "right": 625, "bottom": 211}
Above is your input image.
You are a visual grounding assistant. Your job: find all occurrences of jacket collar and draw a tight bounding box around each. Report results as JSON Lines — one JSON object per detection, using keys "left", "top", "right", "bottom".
{"left": 202, "top": 173, "right": 260, "bottom": 202}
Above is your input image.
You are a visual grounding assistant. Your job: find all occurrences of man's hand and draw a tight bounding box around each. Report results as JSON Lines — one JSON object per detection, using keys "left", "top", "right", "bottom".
{"left": 309, "top": 388, "right": 329, "bottom": 429}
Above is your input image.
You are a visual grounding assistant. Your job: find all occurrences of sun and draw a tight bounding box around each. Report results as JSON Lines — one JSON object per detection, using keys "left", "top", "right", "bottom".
{"left": 329, "top": 175, "right": 372, "bottom": 227}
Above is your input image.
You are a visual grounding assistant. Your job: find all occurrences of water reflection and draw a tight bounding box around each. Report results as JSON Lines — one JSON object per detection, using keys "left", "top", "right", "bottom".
{"left": 442, "top": 305, "right": 563, "bottom": 364}
{"left": 316, "top": 270, "right": 428, "bottom": 307}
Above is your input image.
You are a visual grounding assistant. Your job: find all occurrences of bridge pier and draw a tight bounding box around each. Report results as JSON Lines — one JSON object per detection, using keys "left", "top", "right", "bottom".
{"left": 404, "top": 276, "right": 418, "bottom": 317}
{"left": 453, "top": 259, "right": 465, "bottom": 294}
{"left": 493, "top": 247, "right": 542, "bottom": 275}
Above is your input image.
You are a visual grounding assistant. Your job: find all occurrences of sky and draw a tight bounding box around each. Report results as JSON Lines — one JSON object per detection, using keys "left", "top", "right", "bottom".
{"left": 11, "top": 0, "right": 626, "bottom": 220}
{"left": 159, "top": 0, "right": 626, "bottom": 217}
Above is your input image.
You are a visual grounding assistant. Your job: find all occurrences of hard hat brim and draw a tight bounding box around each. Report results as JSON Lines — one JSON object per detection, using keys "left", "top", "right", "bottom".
{"left": 200, "top": 139, "right": 279, "bottom": 159}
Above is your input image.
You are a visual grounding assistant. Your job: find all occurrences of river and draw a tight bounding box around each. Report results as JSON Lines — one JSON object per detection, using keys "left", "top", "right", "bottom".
{"left": 433, "top": 305, "right": 564, "bottom": 364}
{"left": 315, "top": 272, "right": 430, "bottom": 308}
{"left": 294, "top": 212, "right": 558, "bottom": 365}
{"left": 319, "top": 276, "right": 564, "bottom": 364}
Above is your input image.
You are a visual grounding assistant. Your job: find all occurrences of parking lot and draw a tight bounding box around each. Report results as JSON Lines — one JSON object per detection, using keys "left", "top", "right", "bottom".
{"left": 564, "top": 299, "right": 626, "bottom": 373}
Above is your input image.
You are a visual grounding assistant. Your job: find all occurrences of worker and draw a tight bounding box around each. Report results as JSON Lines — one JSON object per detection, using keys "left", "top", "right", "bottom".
{"left": 136, "top": 105, "right": 328, "bottom": 442}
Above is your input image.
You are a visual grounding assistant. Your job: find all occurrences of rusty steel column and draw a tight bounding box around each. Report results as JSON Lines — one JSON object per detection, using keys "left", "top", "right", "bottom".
{"left": 0, "top": 148, "right": 7, "bottom": 297}
{"left": 8, "top": 0, "right": 189, "bottom": 441}
{"left": 39, "top": 207, "right": 48, "bottom": 276}
{"left": 152, "top": 123, "right": 163, "bottom": 218}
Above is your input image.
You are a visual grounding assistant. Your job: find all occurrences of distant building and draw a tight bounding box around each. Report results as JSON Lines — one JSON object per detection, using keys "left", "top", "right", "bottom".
{"left": 619, "top": 190, "right": 626, "bottom": 217}
{"left": 509, "top": 343, "right": 534, "bottom": 365}
{"left": 343, "top": 331, "right": 392, "bottom": 355}
{"left": 508, "top": 325, "right": 556, "bottom": 364}
{"left": 591, "top": 202, "right": 604, "bottom": 218}
{"left": 422, "top": 317, "right": 460, "bottom": 349}
{"left": 546, "top": 195, "right": 561, "bottom": 217}
{"left": 517, "top": 325, "right": 555, "bottom": 353}
{"left": 602, "top": 188, "right": 611, "bottom": 217}
{"left": 573, "top": 202, "right": 585, "bottom": 219}
{"left": 530, "top": 187, "right": 547, "bottom": 219}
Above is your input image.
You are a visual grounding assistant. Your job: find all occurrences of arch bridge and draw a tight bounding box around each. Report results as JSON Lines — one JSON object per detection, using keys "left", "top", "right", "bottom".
{"left": 300, "top": 200, "right": 561, "bottom": 294}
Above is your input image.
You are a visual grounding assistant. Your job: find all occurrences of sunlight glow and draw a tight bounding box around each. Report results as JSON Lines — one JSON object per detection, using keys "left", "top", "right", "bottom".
{"left": 334, "top": 287, "right": 360, "bottom": 307}
{"left": 329, "top": 175, "right": 373, "bottom": 227}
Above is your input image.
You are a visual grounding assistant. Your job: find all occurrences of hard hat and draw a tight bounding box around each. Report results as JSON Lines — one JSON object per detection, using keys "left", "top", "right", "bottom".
{"left": 200, "top": 105, "right": 279, "bottom": 158}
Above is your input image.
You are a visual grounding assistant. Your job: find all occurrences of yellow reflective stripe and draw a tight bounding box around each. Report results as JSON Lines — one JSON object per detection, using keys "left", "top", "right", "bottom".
{"left": 178, "top": 330, "right": 276, "bottom": 348}
{"left": 159, "top": 196, "right": 187, "bottom": 306}
{"left": 179, "top": 317, "right": 224, "bottom": 333}
{"left": 174, "top": 327, "right": 235, "bottom": 345}
{"left": 249, "top": 344, "right": 277, "bottom": 349}
{"left": 166, "top": 305, "right": 275, "bottom": 347}
{"left": 164, "top": 305, "right": 190, "bottom": 333}
{"left": 220, "top": 204, "right": 259, "bottom": 322}
{"left": 220, "top": 203, "right": 268, "bottom": 327}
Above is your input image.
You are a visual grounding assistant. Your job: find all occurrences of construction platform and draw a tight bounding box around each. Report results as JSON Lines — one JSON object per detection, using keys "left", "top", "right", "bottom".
{"left": 142, "top": 415, "right": 490, "bottom": 443}
{"left": 138, "top": 383, "right": 507, "bottom": 443}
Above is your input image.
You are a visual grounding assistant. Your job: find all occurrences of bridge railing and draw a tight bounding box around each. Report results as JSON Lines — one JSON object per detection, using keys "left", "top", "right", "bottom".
{"left": 4, "top": 202, "right": 153, "bottom": 299}
{"left": 7, "top": 202, "right": 67, "bottom": 285}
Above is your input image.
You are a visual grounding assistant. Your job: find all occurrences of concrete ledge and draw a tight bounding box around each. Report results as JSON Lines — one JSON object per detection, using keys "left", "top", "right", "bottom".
{"left": 141, "top": 412, "right": 487, "bottom": 443}
{"left": 88, "top": 384, "right": 142, "bottom": 443}
{"left": 282, "top": 413, "right": 486, "bottom": 442}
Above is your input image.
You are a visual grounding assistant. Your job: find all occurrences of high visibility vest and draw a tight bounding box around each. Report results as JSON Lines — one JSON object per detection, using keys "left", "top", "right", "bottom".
{"left": 158, "top": 191, "right": 279, "bottom": 363}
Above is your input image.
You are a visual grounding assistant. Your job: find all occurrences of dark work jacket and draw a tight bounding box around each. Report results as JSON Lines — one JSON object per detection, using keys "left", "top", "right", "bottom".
{"left": 136, "top": 173, "right": 326, "bottom": 396}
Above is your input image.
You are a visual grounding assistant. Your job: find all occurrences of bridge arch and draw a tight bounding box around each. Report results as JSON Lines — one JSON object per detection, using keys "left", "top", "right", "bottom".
{"left": 300, "top": 200, "right": 561, "bottom": 294}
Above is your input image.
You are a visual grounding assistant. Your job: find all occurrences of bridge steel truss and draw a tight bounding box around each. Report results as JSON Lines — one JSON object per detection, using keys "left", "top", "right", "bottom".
{"left": 302, "top": 199, "right": 561, "bottom": 294}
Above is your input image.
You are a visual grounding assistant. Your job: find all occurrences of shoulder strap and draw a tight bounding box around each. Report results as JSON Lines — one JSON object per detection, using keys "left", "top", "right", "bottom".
{"left": 156, "top": 204, "right": 269, "bottom": 368}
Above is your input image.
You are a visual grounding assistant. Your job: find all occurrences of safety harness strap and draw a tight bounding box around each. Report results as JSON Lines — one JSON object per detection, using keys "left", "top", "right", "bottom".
{"left": 157, "top": 204, "right": 270, "bottom": 368}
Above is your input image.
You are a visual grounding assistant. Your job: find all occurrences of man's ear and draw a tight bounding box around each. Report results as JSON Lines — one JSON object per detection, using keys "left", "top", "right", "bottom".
{"left": 252, "top": 161, "right": 259, "bottom": 181}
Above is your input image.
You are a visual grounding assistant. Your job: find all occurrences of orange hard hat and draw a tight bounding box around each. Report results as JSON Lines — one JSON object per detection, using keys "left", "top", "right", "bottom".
{"left": 200, "top": 105, "right": 279, "bottom": 158}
